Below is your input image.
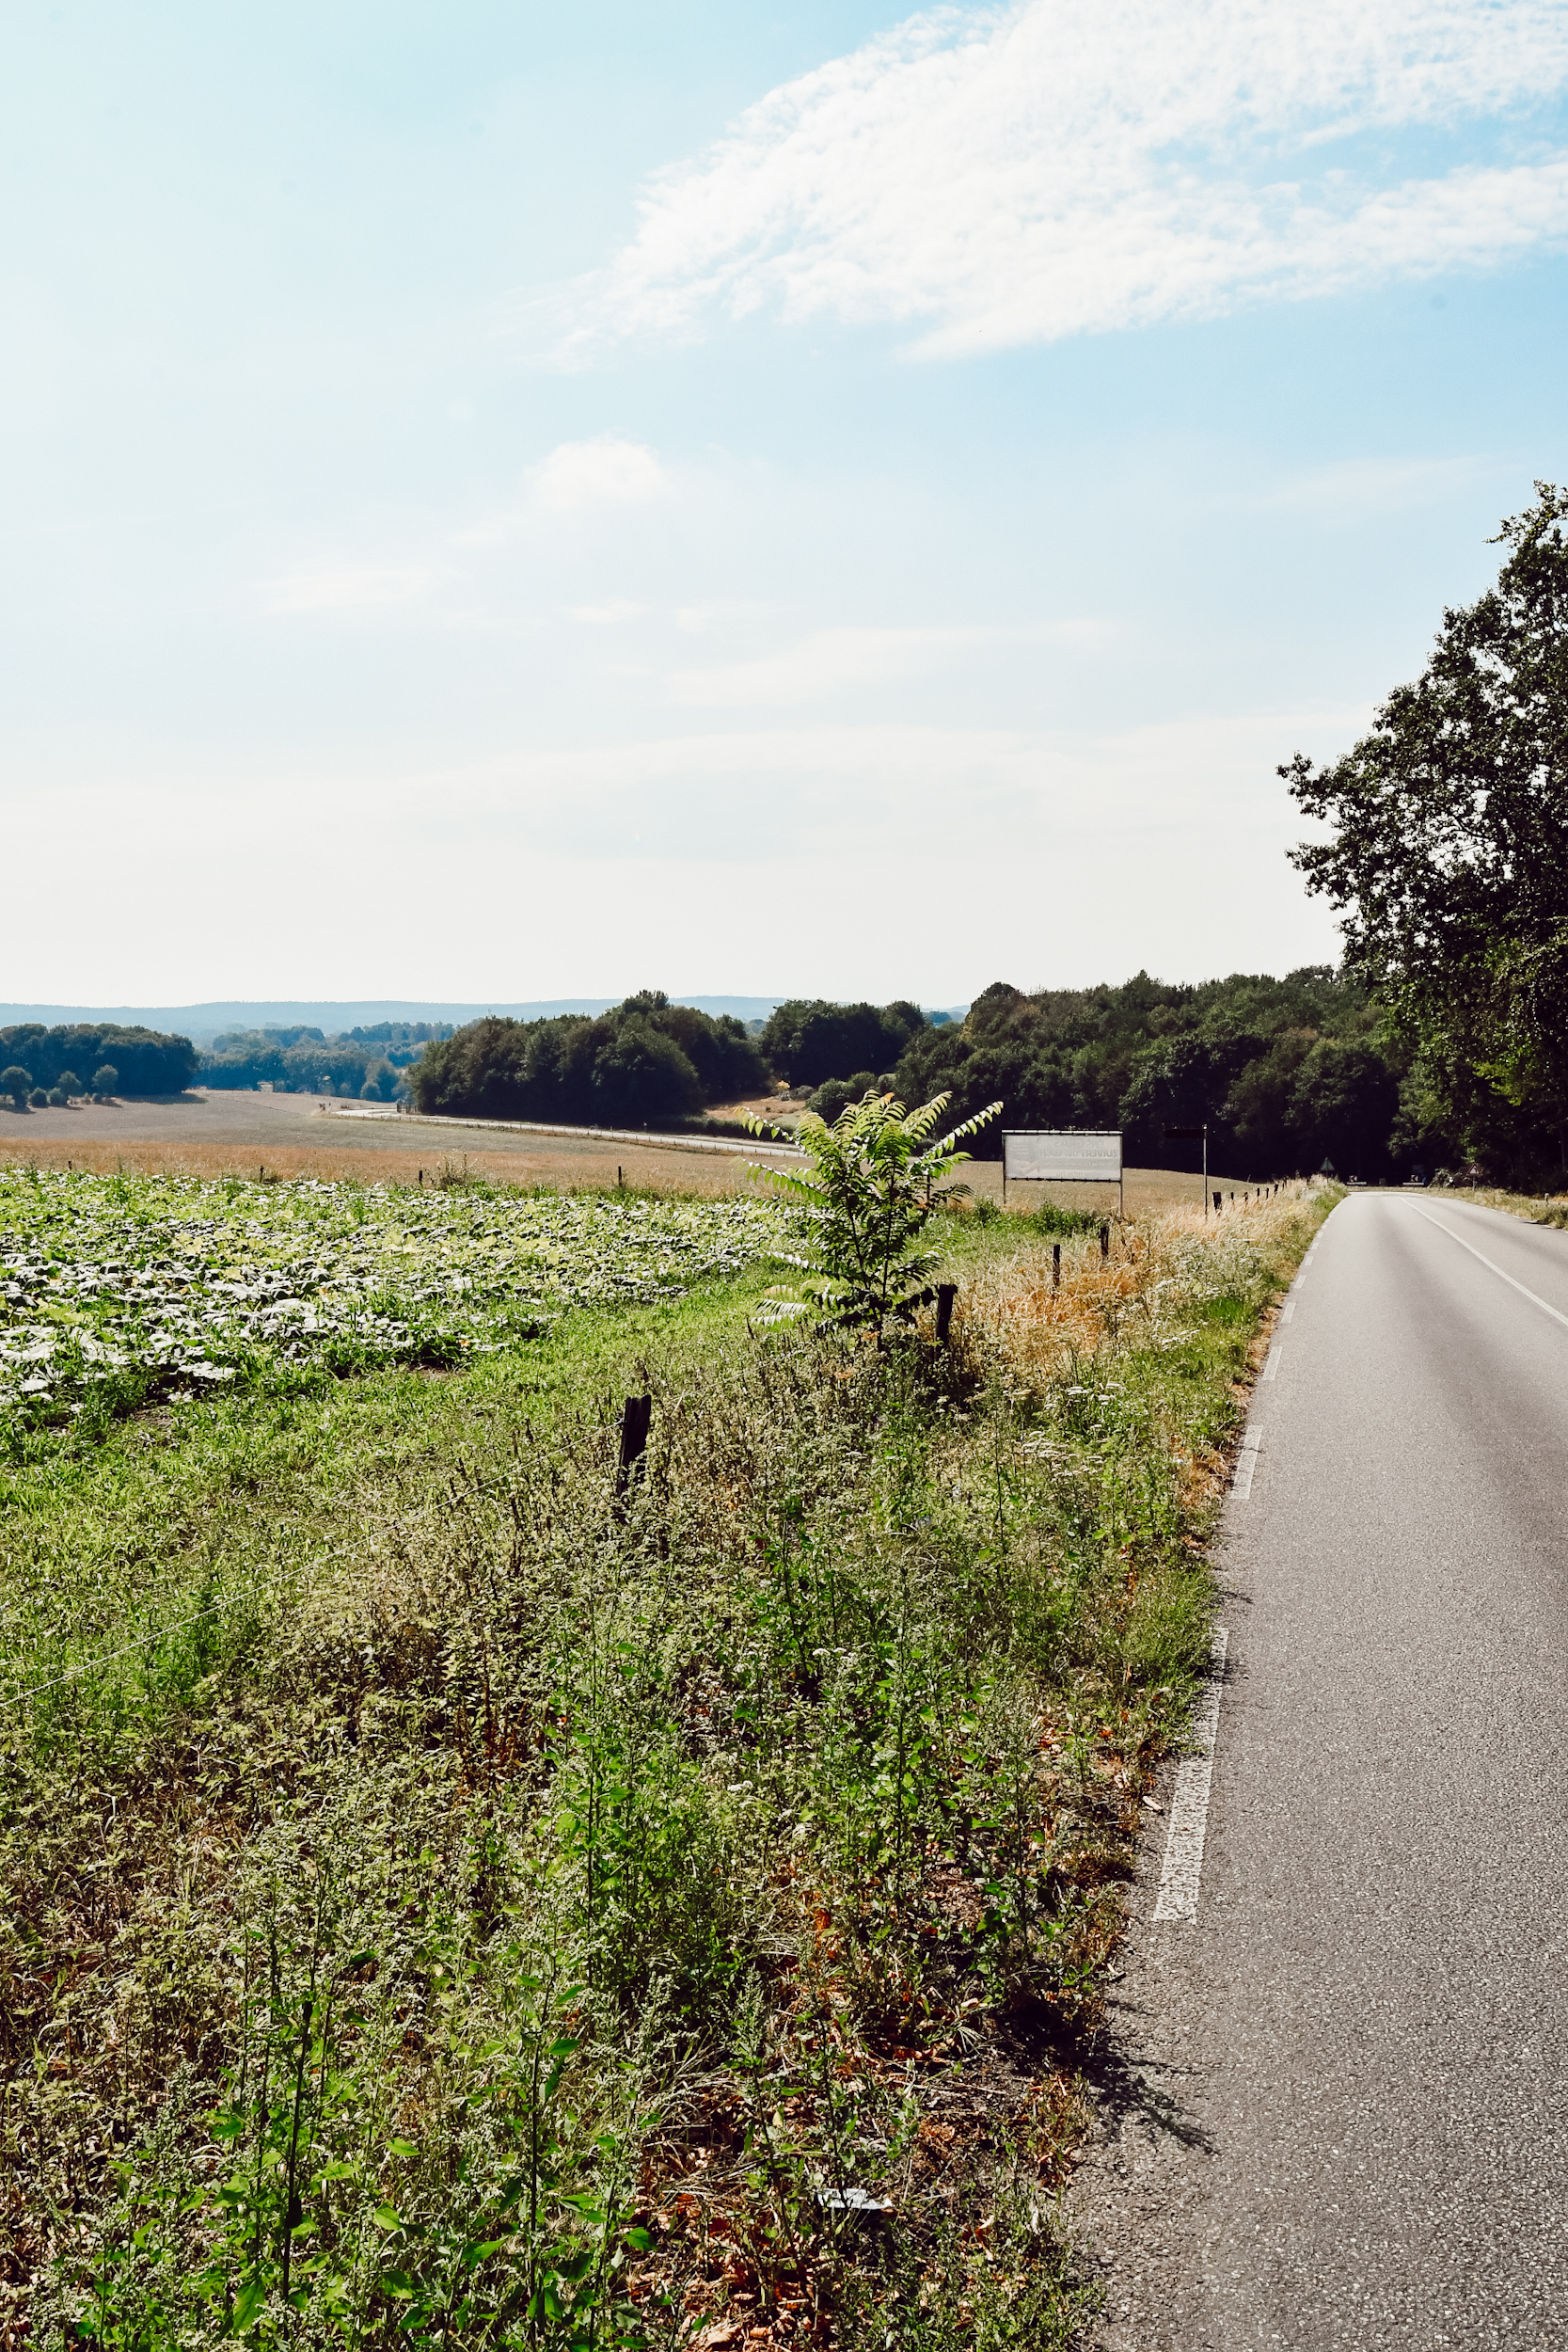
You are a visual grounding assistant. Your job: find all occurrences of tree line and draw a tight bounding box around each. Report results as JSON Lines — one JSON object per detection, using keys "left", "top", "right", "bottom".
{"left": 0, "top": 1023, "right": 197, "bottom": 1107}
{"left": 401, "top": 978, "right": 1418, "bottom": 1181}
{"left": 198, "top": 1025, "right": 455, "bottom": 1099}
{"left": 410, "top": 995, "right": 766, "bottom": 1126}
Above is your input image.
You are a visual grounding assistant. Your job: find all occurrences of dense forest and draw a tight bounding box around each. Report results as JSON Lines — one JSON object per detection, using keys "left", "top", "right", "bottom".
{"left": 409, "top": 993, "right": 767, "bottom": 1125}
{"left": 399, "top": 977, "right": 1418, "bottom": 1178}
{"left": 891, "top": 971, "right": 1410, "bottom": 1178}
{"left": 397, "top": 974, "right": 1551, "bottom": 1179}
{"left": 0, "top": 1022, "right": 197, "bottom": 1101}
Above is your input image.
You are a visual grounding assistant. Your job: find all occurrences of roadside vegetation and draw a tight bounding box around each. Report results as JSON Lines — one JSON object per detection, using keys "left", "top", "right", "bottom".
{"left": 1, "top": 1122, "right": 1326, "bottom": 2351}
{"left": 1427, "top": 1182, "right": 1568, "bottom": 1230}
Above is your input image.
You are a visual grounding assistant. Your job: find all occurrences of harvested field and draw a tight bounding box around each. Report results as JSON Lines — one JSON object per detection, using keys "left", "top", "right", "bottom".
{"left": 0, "top": 1089, "right": 1267, "bottom": 1213}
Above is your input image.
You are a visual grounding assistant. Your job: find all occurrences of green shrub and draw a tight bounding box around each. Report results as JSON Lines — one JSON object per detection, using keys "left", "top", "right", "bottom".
{"left": 751, "top": 1086, "right": 1000, "bottom": 1332}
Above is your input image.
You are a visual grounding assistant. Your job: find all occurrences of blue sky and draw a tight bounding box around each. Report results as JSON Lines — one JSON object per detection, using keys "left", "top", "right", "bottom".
{"left": 5, "top": 0, "right": 1567, "bottom": 1005}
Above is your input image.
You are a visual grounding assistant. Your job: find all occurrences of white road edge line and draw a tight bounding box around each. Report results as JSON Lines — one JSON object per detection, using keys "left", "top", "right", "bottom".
{"left": 1281, "top": 1300, "right": 1295, "bottom": 1323}
{"left": 1411, "top": 1206, "right": 1568, "bottom": 1331}
{"left": 1153, "top": 1627, "right": 1229, "bottom": 1924}
{"left": 1262, "top": 1345, "right": 1280, "bottom": 1381}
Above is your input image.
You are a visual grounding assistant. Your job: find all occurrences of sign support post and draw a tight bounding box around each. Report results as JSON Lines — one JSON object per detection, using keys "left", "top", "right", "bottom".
{"left": 1164, "top": 1124, "right": 1209, "bottom": 1215}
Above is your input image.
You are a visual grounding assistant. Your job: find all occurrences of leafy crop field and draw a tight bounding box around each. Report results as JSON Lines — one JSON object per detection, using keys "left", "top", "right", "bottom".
{"left": 0, "top": 1177, "right": 1324, "bottom": 2352}
{"left": 0, "top": 1168, "right": 786, "bottom": 1429}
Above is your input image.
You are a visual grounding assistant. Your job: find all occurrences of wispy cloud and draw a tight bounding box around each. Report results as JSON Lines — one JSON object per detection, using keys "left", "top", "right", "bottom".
{"left": 666, "top": 620, "right": 1104, "bottom": 707}
{"left": 532, "top": 435, "right": 671, "bottom": 511}
{"left": 261, "top": 563, "right": 446, "bottom": 614}
{"left": 575, "top": 0, "right": 1568, "bottom": 358}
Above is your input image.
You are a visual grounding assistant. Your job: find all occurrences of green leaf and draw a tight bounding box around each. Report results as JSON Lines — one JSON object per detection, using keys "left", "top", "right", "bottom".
{"left": 231, "top": 2272, "right": 266, "bottom": 2331}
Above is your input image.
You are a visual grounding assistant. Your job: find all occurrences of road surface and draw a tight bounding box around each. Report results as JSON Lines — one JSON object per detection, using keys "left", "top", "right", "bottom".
{"left": 1073, "top": 1191, "right": 1568, "bottom": 2348}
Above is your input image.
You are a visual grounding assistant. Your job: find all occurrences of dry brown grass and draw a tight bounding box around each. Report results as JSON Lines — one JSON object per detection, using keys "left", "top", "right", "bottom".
{"left": 958, "top": 1185, "right": 1317, "bottom": 1378}
{"left": 0, "top": 1130, "right": 1271, "bottom": 1217}
{"left": 0, "top": 1135, "right": 762, "bottom": 1195}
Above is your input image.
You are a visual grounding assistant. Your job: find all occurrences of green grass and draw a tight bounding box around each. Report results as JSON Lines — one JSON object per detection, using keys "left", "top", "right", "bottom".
{"left": 0, "top": 1181, "right": 1326, "bottom": 2351}
{"left": 1, "top": 1260, "right": 781, "bottom": 1741}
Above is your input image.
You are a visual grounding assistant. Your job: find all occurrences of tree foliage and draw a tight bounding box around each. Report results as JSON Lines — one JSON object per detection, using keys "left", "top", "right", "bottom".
{"left": 892, "top": 970, "right": 1406, "bottom": 1177}
{"left": 0, "top": 1025, "right": 195, "bottom": 1099}
{"left": 410, "top": 993, "right": 768, "bottom": 1127}
{"left": 759, "top": 997, "right": 927, "bottom": 1088}
{"left": 198, "top": 1024, "right": 449, "bottom": 1095}
{"left": 1284, "top": 482, "right": 1568, "bottom": 1174}
{"left": 748, "top": 1088, "right": 1001, "bottom": 1332}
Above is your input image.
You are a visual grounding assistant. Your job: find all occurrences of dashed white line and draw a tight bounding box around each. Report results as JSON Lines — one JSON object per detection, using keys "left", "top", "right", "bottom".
{"left": 1153, "top": 1627, "right": 1229, "bottom": 1924}
{"left": 1281, "top": 1300, "right": 1295, "bottom": 1323}
{"left": 1261, "top": 1345, "right": 1280, "bottom": 1382}
{"left": 1230, "top": 1426, "right": 1261, "bottom": 1499}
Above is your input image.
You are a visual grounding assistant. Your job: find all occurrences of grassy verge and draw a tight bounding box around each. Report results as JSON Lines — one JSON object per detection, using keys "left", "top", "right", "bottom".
{"left": 1, "top": 1182, "right": 1327, "bottom": 2351}
{"left": 1431, "top": 1183, "right": 1568, "bottom": 1228}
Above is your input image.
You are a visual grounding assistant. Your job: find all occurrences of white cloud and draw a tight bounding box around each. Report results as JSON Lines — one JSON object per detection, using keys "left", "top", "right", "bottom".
{"left": 532, "top": 435, "right": 671, "bottom": 511}
{"left": 580, "top": 0, "right": 1568, "bottom": 357}
{"left": 666, "top": 620, "right": 1103, "bottom": 707}
{"left": 261, "top": 563, "right": 445, "bottom": 613}
{"left": 565, "top": 599, "right": 648, "bottom": 624}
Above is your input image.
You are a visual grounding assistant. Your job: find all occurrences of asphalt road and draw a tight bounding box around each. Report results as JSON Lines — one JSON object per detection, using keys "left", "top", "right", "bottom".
{"left": 1072, "top": 1192, "right": 1568, "bottom": 2349}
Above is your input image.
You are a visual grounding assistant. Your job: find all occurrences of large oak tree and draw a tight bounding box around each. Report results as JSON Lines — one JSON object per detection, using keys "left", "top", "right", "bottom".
{"left": 1283, "top": 483, "right": 1568, "bottom": 1172}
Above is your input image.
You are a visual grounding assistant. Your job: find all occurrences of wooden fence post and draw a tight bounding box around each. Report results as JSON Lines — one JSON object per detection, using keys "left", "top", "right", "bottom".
{"left": 935, "top": 1282, "right": 957, "bottom": 1343}
{"left": 614, "top": 1393, "right": 653, "bottom": 1511}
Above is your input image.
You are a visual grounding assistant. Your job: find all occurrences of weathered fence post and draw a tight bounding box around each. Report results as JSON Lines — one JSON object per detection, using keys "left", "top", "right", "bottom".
{"left": 1053, "top": 1243, "right": 1061, "bottom": 1289}
{"left": 1100, "top": 1223, "right": 1110, "bottom": 1259}
{"left": 614, "top": 1392, "right": 653, "bottom": 1511}
{"left": 935, "top": 1282, "right": 958, "bottom": 1343}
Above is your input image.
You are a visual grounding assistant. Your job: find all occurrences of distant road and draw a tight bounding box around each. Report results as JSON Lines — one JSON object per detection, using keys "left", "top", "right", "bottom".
{"left": 320, "top": 1102, "right": 805, "bottom": 1161}
{"left": 1076, "top": 1193, "right": 1568, "bottom": 2347}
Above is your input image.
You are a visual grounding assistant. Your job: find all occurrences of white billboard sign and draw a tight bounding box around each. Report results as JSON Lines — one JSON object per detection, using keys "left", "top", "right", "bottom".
{"left": 1004, "top": 1129, "right": 1122, "bottom": 1183}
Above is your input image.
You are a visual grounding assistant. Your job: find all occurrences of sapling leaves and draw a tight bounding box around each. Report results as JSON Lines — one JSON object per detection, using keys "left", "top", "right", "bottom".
{"left": 747, "top": 1089, "right": 1000, "bottom": 1336}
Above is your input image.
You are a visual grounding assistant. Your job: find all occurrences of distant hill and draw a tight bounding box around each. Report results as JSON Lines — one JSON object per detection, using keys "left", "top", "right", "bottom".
{"left": 0, "top": 997, "right": 794, "bottom": 1047}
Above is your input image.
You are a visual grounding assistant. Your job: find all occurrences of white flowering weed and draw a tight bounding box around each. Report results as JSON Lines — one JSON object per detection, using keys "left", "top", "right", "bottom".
{"left": 0, "top": 1168, "right": 789, "bottom": 1422}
